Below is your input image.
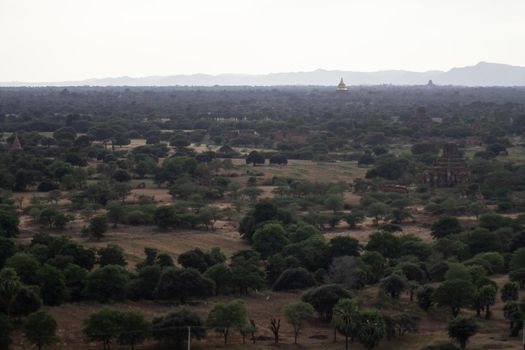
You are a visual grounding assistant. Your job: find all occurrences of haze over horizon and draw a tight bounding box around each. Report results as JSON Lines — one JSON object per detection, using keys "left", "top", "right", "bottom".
{"left": 1, "top": 0, "right": 525, "bottom": 83}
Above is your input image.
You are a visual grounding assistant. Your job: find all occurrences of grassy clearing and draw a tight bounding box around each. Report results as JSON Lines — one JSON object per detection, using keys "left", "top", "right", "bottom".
{"left": 78, "top": 225, "right": 248, "bottom": 267}
{"left": 232, "top": 159, "right": 367, "bottom": 183}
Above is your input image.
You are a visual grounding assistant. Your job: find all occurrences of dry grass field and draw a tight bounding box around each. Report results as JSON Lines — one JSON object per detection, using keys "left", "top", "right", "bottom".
{"left": 231, "top": 159, "right": 367, "bottom": 183}
{"left": 9, "top": 276, "right": 522, "bottom": 350}
{"left": 10, "top": 144, "right": 525, "bottom": 350}
{"left": 81, "top": 226, "right": 248, "bottom": 267}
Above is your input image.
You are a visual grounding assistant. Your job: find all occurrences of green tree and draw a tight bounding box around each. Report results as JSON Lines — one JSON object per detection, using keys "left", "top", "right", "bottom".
{"left": 155, "top": 268, "right": 215, "bottom": 303}
{"left": 434, "top": 279, "right": 476, "bottom": 317}
{"left": 0, "top": 268, "right": 21, "bottom": 317}
{"left": 444, "top": 263, "right": 470, "bottom": 281}
{"left": 204, "top": 263, "right": 233, "bottom": 295}
{"left": 128, "top": 265, "right": 161, "bottom": 300}
{"left": 37, "top": 264, "right": 66, "bottom": 306}
{"left": 283, "top": 302, "right": 314, "bottom": 344}
{"left": 38, "top": 207, "right": 61, "bottom": 229}
{"left": 416, "top": 284, "right": 435, "bottom": 311}
{"left": 178, "top": 248, "right": 209, "bottom": 272}
{"left": 431, "top": 216, "right": 462, "bottom": 239}
{"left": 0, "top": 209, "right": 19, "bottom": 238}
{"left": 479, "top": 213, "right": 513, "bottom": 231}
{"left": 0, "top": 237, "right": 16, "bottom": 267}
{"left": 447, "top": 316, "right": 478, "bottom": 349}
{"left": 113, "top": 169, "right": 131, "bottom": 183}
{"left": 273, "top": 267, "right": 316, "bottom": 291}
{"left": 510, "top": 269, "right": 525, "bottom": 288}
{"left": 501, "top": 282, "right": 519, "bottom": 302}
{"left": 11, "top": 286, "right": 41, "bottom": 317}
{"left": 478, "top": 284, "right": 497, "bottom": 319}
{"left": 366, "top": 203, "right": 390, "bottom": 225}
{"left": 23, "top": 311, "right": 58, "bottom": 350}
{"left": 332, "top": 298, "right": 359, "bottom": 350}
{"left": 252, "top": 224, "right": 290, "bottom": 258}
{"left": 328, "top": 236, "right": 360, "bottom": 258}
{"left": 84, "top": 265, "right": 128, "bottom": 302}
{"left": 98, "top": 244, "right": 127, "bottom": 267}
{"left": 56, "top": 264, "right": 84, "bottom": 300}
{"left": 206, "top": 300, "right": 247, "bottom": 344}
{"left": 302, "top": 284, "right": 351, "bottom": 321}
{"left": 361, "top": 251, "right": 385, "bottom": 283}
{"left": 106, "top": 201, "right": 126, "bottom": 228}
{"left": 152, "top": 308, "right": 205, "bottom": 350}
{"left": 345, "top": 212, "right": 364, "bottom": 229}
{"left": 246, "top": 151, "right": 265, "bottom": 166}
{"left": 241, "top": 187, "right": 263, "bottom": 201}
{"left": 239, "top": 200, "right": 294, "bottom": 242}
{"left": 366, "top": 232, "right": 401, "bottom": 259}
{"left": 391, "top": 312, "right": 420, "bottom": 337}
{"left": 5, "top": 252, "right": 40, "bottom": 284}
{"left": 230, "top": 252, "right": 265, "bottom": 296}
{"left": 324, "top": 195, "right": 344, "bottom": 213}
{"left": 87, "top": 214, "right": 108, "bottom": 240}
{"left": 154, "top": 205, "right": 178, "bottom": 229}
{"left": 380, "top": 274, "right": 407, "bottom": 298}
{"left": 197, "top": 205, "right": 221, "bottom": 231}
{"left": 503, "top": 301, "right": 523, "bottom": 336}
{"left": 157, "top": 253, "right": 174, "bottom": 268}
{"left": 355, "top": 310, "right": 386, "bottom": 350}
{"left": 83, "top": 308, "right": 122, "bottom": 350}
{"left": 118, "top": 311, "right": 150, "bottom": 350}
{"left": 510, "top": 247, "right": 525, "bottom": 271}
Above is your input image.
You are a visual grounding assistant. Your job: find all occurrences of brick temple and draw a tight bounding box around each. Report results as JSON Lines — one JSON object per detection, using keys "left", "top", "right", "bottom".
{"left": 423, "top": 143, "right": 470, "bottom": 187}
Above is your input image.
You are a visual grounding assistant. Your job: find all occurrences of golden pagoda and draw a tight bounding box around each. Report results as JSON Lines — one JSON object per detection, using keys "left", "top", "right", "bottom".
{"left": 336, "top": 77, "right": 348, "bottom": 91}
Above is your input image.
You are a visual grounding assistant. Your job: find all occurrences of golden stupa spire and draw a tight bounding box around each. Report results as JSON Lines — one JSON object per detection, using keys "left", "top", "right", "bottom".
{"left": 336, "top": 77, "right": 348, "bottom": 91}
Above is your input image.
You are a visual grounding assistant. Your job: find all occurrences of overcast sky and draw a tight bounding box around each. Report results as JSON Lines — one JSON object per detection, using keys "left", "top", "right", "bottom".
{"left": 1, "top": 0, "right": 524, "bottom": 82}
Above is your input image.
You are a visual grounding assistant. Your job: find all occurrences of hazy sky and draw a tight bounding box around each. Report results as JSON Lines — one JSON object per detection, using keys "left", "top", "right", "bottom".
{"left": 1, "top": 0, "right": 524, "bottom": 82}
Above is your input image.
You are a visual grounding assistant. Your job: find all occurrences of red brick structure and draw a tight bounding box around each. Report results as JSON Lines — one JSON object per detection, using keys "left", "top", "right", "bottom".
{"left": 423, "top": 143, "right": 470, "bottom": 187}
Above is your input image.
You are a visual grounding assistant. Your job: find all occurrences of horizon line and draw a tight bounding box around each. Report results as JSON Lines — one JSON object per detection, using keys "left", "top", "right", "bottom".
{"left": 2, "top": 61, "right": 522, "bottom": 86}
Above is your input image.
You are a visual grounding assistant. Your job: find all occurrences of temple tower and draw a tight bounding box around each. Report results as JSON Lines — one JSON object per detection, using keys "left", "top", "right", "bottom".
{"left": 336, "top": 77, "right": 348, "bottom": 91}
{"left": 8, "top": 133, "right": 23, "bottom": 152}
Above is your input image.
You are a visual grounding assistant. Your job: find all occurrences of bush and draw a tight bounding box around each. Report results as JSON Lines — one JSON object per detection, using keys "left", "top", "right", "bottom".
{"left": 302, "top": 284, "right": 351, "bottom": 321}
{"left": 397, "top": 262, "right": 426, "bottom": 283}
{"left": 474, "top": 252, "right": 505, "bottom": 274}
{"left": 380, "top": 274, "right": 407, "bottom": 298}
{"left": 125, "top": 210, "right": 148, "bottom": 226}
{"left": 431, "top": 216, "right": 462, "bottom": 239}
{"left": 252, "top": 223, "right": 289, "bottom": 259}
{"left": 447, "top": 316, "right": 478, "bottom": 349}
{"left": 155, "top": 268, "right": 215, "bottom": 303}
{"left": 86, "top": 215, "right": 108, "bottom": 240}
{"left": 23, "top": 311, "right": 58, "bottom": 350}
{"left": 273, "top": 267, "right": 316, "bottom": 291}
{"left": 152, "top": 309, "right": 206, "bottom": 349}
{"left": 366, "top": 232, "right": 401, "bottom": 259}
{"left": 416, "top": 285, "right": 435, "bottom": 311}
{"left": 11, "top": 287, "right": 42, "bottom": 317}
{"left": 84, "top": 265, "right": 129, "bottom": 302}
{"left": 429, "top": 261, "right": 449, "bottom": 281}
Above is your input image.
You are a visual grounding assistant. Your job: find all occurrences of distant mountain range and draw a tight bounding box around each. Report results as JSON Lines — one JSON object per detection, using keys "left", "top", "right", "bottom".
{"left": 3, "top": 62, "right": 525, "bottom": 87}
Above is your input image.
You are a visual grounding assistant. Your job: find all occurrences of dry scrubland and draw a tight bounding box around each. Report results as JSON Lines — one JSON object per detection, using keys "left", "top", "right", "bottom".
{"left": 8, "top": 141, "right": 525, "bottom": 349}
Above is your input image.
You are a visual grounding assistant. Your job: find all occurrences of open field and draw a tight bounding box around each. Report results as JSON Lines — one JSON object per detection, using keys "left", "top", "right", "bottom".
{"left": 80, "top": 226, "right": 248, "bottom": 267}
{"left": 231, "top": 159, "right": 367, "bottom": 183}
